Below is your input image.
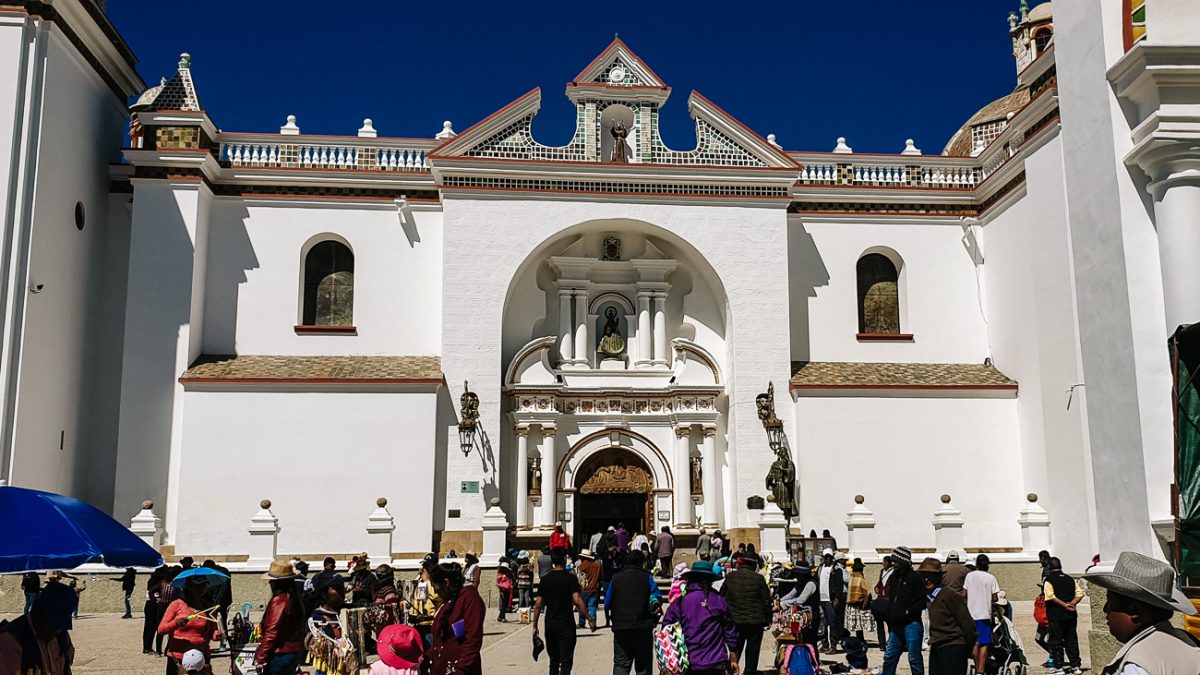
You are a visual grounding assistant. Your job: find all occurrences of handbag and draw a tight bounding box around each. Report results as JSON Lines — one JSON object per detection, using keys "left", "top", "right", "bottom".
{"left": 654, "top": 621, "right": 689, "bottom": 674}
{"left": 869, "top": 597, "right": 889, "bottom": 615}
{"left": 1033, "top": 593, "right": 1048, "bottom": 627}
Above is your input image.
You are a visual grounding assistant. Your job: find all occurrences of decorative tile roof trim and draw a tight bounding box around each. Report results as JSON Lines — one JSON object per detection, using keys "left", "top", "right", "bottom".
{"left": 789, "top": 361, "right": 1017, "bottom": 397}
{"left": 179, "top": 355, "right": 443, "bottom": 385}
{"left": 571, "top": 38, "right": 667, "bottom": 88}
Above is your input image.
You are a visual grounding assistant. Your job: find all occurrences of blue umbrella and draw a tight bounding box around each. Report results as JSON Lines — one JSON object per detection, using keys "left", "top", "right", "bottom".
{"left": 172, "top": 566, "right": 228, "bottom": 589}
{"left": 0, "top": 485, "right": 163, "bottom": 572}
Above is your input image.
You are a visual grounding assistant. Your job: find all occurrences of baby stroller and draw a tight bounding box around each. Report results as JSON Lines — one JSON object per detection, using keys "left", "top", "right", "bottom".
{"left": 983, "top": 607, "right": 1029, "bottom": 675}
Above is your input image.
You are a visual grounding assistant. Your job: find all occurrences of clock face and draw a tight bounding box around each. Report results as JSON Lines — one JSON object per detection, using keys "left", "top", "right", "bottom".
{"left": 608, "top": 66, "right": 626, "bottom": 84}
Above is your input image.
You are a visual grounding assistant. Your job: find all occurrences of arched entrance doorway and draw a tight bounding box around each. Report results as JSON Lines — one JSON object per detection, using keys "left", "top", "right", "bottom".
{"left": 573, "top": 449, "right": 654, "bottom": 545}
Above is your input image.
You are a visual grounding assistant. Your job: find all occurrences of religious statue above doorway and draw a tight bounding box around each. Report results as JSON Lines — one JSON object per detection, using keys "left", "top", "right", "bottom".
{"left": 690, "top": 456, "right": 702, "bottom": 495}
{"left": 597, "top": 307, "right": 626, "bottom": 360}
{"left": 765, "top": 446, "right": 797, "bottom": 520}
{"left": 529, "top": 457, "right": 542, "bottom": 496}
{"left": 610, "top": 120, "right": 629, "bottom": 163}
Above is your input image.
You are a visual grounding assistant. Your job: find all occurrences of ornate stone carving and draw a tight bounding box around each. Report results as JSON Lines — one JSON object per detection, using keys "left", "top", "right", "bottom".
{"left": 579, "top": 463, "right": 653, "bottom": 494}
{"left": 601, "top": 235, "right": 621, "bottom": 261}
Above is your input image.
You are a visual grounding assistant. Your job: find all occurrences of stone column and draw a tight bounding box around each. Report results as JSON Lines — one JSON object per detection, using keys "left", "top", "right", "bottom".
{"left": 845, "top": 495, "right": 877, "bottom": 560}
{"left": 636, "top": 291, "right": 652, "bottom": 367}
{"left": 247, "top": 499, "right": 279, "bottom": 568}
{"left": 129, "top": 500, "right": 163, "bottom": 549}
{"left": 515, "top": 425, "right": 530, "bottom": 528}
{"left": 674, "top": 425, "right": 693, "bottom": 527}
{"left": 558, "top": 289, "right": 574, "bottom": 364}
{"left": 700, "top": 426, "right": 719, "bottom": 527}
{"left": 538, "top": 425, "right": 557, "bottom": 527}
{"left": 652, "top": 293, "right": 668, "bottom": 367}
{"left": 366, "top": 498, "right": 395, "bottom": 563}
{"left": 932, "top": 494, "right": 964, "bottom": 556}
{"left": 1018, "top": 492, "right": 1052, "bottom": 553}
{"left": 1151, "top": 172, "right": 1200, "bottom": 331}
{"left": 574, "top": 291, "right": 589, "bottom": 367}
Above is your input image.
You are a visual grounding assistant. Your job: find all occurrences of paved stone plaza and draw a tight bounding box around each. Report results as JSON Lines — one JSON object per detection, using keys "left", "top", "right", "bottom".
{"left": 3, "top": 600, "right": 1089, "bottom": 674}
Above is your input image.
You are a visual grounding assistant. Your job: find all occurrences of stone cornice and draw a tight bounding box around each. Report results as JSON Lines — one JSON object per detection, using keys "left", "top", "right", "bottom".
{"left": 1109, "top": 45, "right": 1200, "bottom": 187}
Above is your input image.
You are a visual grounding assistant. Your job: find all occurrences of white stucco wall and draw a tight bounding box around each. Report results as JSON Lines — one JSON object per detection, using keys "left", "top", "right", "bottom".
{"left": 173, "top": 387, "right": 439, "bottom": 557}
{"left": 980, "top": 135, "right": 1095, "bottom": 566}
{"left": 201, "top": 200, "right": 442, "bottom": 356}
{"left": 6, "top": 28, "right": 130, "bottom": 508}
{"left": 790, "top": 216, "right": 990, "bottom": 364}
{"left": 794, "top": 394, "right": 1024, "bottom": 551}
{"left": 442, "top": 198, "right": 793, "bottom": 532}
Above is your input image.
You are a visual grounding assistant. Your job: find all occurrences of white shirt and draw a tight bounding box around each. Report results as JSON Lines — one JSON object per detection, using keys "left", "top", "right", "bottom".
{"left": 963, "top": 570, "right": 1000, "bottom": 620}
{"left": 818, "top": 565, "right": 833, "bottom": 602}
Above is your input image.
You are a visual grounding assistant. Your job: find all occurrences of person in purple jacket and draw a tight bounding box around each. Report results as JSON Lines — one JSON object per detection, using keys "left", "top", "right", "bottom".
{"left": 661, "top": 561, "right": 741, "bottom": 675}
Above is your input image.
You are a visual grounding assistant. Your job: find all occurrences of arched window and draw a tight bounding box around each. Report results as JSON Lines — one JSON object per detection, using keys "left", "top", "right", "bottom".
{"left": 1033, "top": 28, "right": 1053, "bottom": 54}
{"left": 302, "top": 240, "right": 354, "bottom": 326}
{"left": 857, "top": 253, "right": 900, "bottom": 334}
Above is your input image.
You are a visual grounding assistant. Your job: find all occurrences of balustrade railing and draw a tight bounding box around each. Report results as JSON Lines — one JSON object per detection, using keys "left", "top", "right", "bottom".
{"left": 795, "top": 156, "right": 983, "bottom": 189}
{"left": 220, "top": 137, "right": 432, "bottom": 172}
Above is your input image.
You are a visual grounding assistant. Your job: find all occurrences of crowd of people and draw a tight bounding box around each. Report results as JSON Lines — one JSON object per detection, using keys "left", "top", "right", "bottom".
{"left": 3, "top": 537, "right": 1200, "bottom": 675}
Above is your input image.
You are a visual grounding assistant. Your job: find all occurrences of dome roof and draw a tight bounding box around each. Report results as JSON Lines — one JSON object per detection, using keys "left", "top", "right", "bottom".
{"left": 1027, "top": 2, "right": 1052, "bottom": 23}
{"left": 941, "top": 87, "right": 1031, "bottom": 157}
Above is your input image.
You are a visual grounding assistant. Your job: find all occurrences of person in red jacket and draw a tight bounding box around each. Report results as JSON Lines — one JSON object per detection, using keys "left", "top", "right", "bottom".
{"left": 428, "top": 563, "right": 484, "bottom": 675}
{"left": 157, "top": 578, "right": 221, "bottom": 674}
{"left": 549, "top": 521, "right": 571, "bottom": 554}
{"left": 254, "top": 561, "right": 307, "bottom": 674}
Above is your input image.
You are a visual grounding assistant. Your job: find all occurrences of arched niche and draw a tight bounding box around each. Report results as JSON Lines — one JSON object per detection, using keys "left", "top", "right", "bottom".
{"left": 600, "top": 103, "right": 638, "bottom": 163}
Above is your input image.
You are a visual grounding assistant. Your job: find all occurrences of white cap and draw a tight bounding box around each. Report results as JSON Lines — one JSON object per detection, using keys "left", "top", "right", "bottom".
{"left": 822, "top": 548, "right": 834, "bottom": 557}
{"left": 555, "top": 520, "right": 563, "bottom": 527}
{"left": 181, "top": 649, "right": 205, "bottom": 672}
{"left": 834, "top": 551, "right": 848, "bottom": 561}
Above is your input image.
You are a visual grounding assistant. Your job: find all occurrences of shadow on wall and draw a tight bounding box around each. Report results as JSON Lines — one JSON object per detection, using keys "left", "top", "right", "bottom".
{"left": 788, "top": 220, "right": 830, "bottom": 362}
{"left": 432, "top": 384, "right": 454, "bottom": 535}
{"left": 201, "top": 203, "right": 258, "bottom": 353}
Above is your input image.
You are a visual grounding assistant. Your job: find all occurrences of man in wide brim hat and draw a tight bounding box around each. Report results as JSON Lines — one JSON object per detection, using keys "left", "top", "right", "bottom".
{"left": 1084, "top": 551, "right": 1200, "bottom": 674}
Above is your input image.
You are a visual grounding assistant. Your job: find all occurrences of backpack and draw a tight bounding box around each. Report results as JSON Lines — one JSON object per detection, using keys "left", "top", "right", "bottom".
{"left": 787, "top": 642, "right": 818, "bottom": 675}
{"left": 654, "top": 621, "right": 689, "bottom": 674}
{"left": 1033, "top": 593, "right": 1048, "bottom": 627}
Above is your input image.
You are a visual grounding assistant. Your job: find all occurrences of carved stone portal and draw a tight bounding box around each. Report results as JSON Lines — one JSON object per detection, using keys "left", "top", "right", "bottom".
{"left": 579, "top": 463, "right": 653, "bottom": 494}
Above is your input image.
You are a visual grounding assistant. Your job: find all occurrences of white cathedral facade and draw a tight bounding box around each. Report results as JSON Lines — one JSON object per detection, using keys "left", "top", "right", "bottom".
{"left": 1, "top": 0, "right": 1198, "bottom": 570}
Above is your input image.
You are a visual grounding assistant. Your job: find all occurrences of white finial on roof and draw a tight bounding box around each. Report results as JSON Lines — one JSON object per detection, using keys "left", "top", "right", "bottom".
{"left": 435, "top": 120, "right": 456, "bottom": 140}
{"left": 280, "top": 115, "right": 300, "bottom": 135}
{"left": 766, "top": 133, "right": 782, "bottom": 149}
{"left": 358, "top": 118, "right": 377, "bottom": 138}
{"left": 178, "top": 53, "right": 191, "bottom": 69}
{"left": 832, "top": 137, "right": 853, "bottom": 154}
{"left": 901, "top": 138, "right": 922, "bottom": 156}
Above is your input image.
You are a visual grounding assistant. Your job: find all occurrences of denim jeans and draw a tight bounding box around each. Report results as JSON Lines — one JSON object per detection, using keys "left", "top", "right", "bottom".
{"left": 23, "top": 592, "right": 38, "bottom": 614}
{"left": 268, "top": 652, "right": 300, "bottom": 675}
{"left": 882, "top": 620, "right": 924, "bottom": 675}
{"left": 577, "top": 592, "right": 598, "bottom": 627}
{"left": 123, "top": 591, "right": 133, "bottom": 617}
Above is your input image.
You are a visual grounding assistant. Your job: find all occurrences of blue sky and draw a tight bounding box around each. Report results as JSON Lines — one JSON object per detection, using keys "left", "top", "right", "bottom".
{"left": 108, "top": 0, "right": 1024, "bottom": 155}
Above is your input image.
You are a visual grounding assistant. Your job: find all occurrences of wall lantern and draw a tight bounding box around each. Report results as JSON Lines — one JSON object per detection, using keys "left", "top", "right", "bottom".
{"left": 458, "top": 381, "right": 479, "bottom": 457}
{"left": 755, "top": 381, "right": 784, "bottom": 450}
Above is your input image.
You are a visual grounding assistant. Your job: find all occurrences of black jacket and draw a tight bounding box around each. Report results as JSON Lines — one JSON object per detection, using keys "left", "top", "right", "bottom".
{"left": 720, "top": 568, "right": 772, "bottom": 627}
{"left": 607, "top": 566, "right": 656, "bottom": 630}
{"left": 885, "top": 567, "right": 926, "bottom": 630}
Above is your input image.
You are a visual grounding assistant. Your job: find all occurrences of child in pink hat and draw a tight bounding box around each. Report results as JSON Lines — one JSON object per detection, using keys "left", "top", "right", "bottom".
{"left": 369, "top": 624, "right": 423, "bottom": 675}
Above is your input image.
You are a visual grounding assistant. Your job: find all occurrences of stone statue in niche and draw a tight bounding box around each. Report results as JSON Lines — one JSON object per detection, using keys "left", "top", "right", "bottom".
{"left": 597, "top": 307, "right": 626, "bottom": 359}
{"left": 529, "top": 457, "right": 542, "bottom": 496}
{"left": 690, "top": 456, "right": 702, "bottom": 495}
{"left": 765, "top": 446, "right": 797, "bottom": 520}
{"left": 610, "top": 120, "right": 629, "bottom": 163}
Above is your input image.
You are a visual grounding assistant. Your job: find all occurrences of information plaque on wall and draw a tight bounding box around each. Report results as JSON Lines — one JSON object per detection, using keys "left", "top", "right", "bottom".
{"left": 460, "top": 481, "right": 480, "bottom": 493}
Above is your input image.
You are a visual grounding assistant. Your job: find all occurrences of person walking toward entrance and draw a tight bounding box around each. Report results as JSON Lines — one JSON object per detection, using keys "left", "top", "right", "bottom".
{"left": 720, "top": 555, "right": 772, "bottom": 675}
{"left": 532, "top": 550, "right": 596, "bottom": 675}
{"left": 575, "top": 550, "right": 602, "bottom": 628}
{"left": 696, "top": 528, "right": 713, "bottom": 562}
{"left": 606, "top": 550, "right": 662, "bottom": 675}
{"left": 1042, "top": 557, "right": 1083, "bottom": 674}
{"left": 655, "top": 526, "right": 675, "bottom": 578}
{"left": 550, "top": 522, "right": 571, "bottom": 554}
{"left": 662, "top": 561, "right": 740, "bottom": 675}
